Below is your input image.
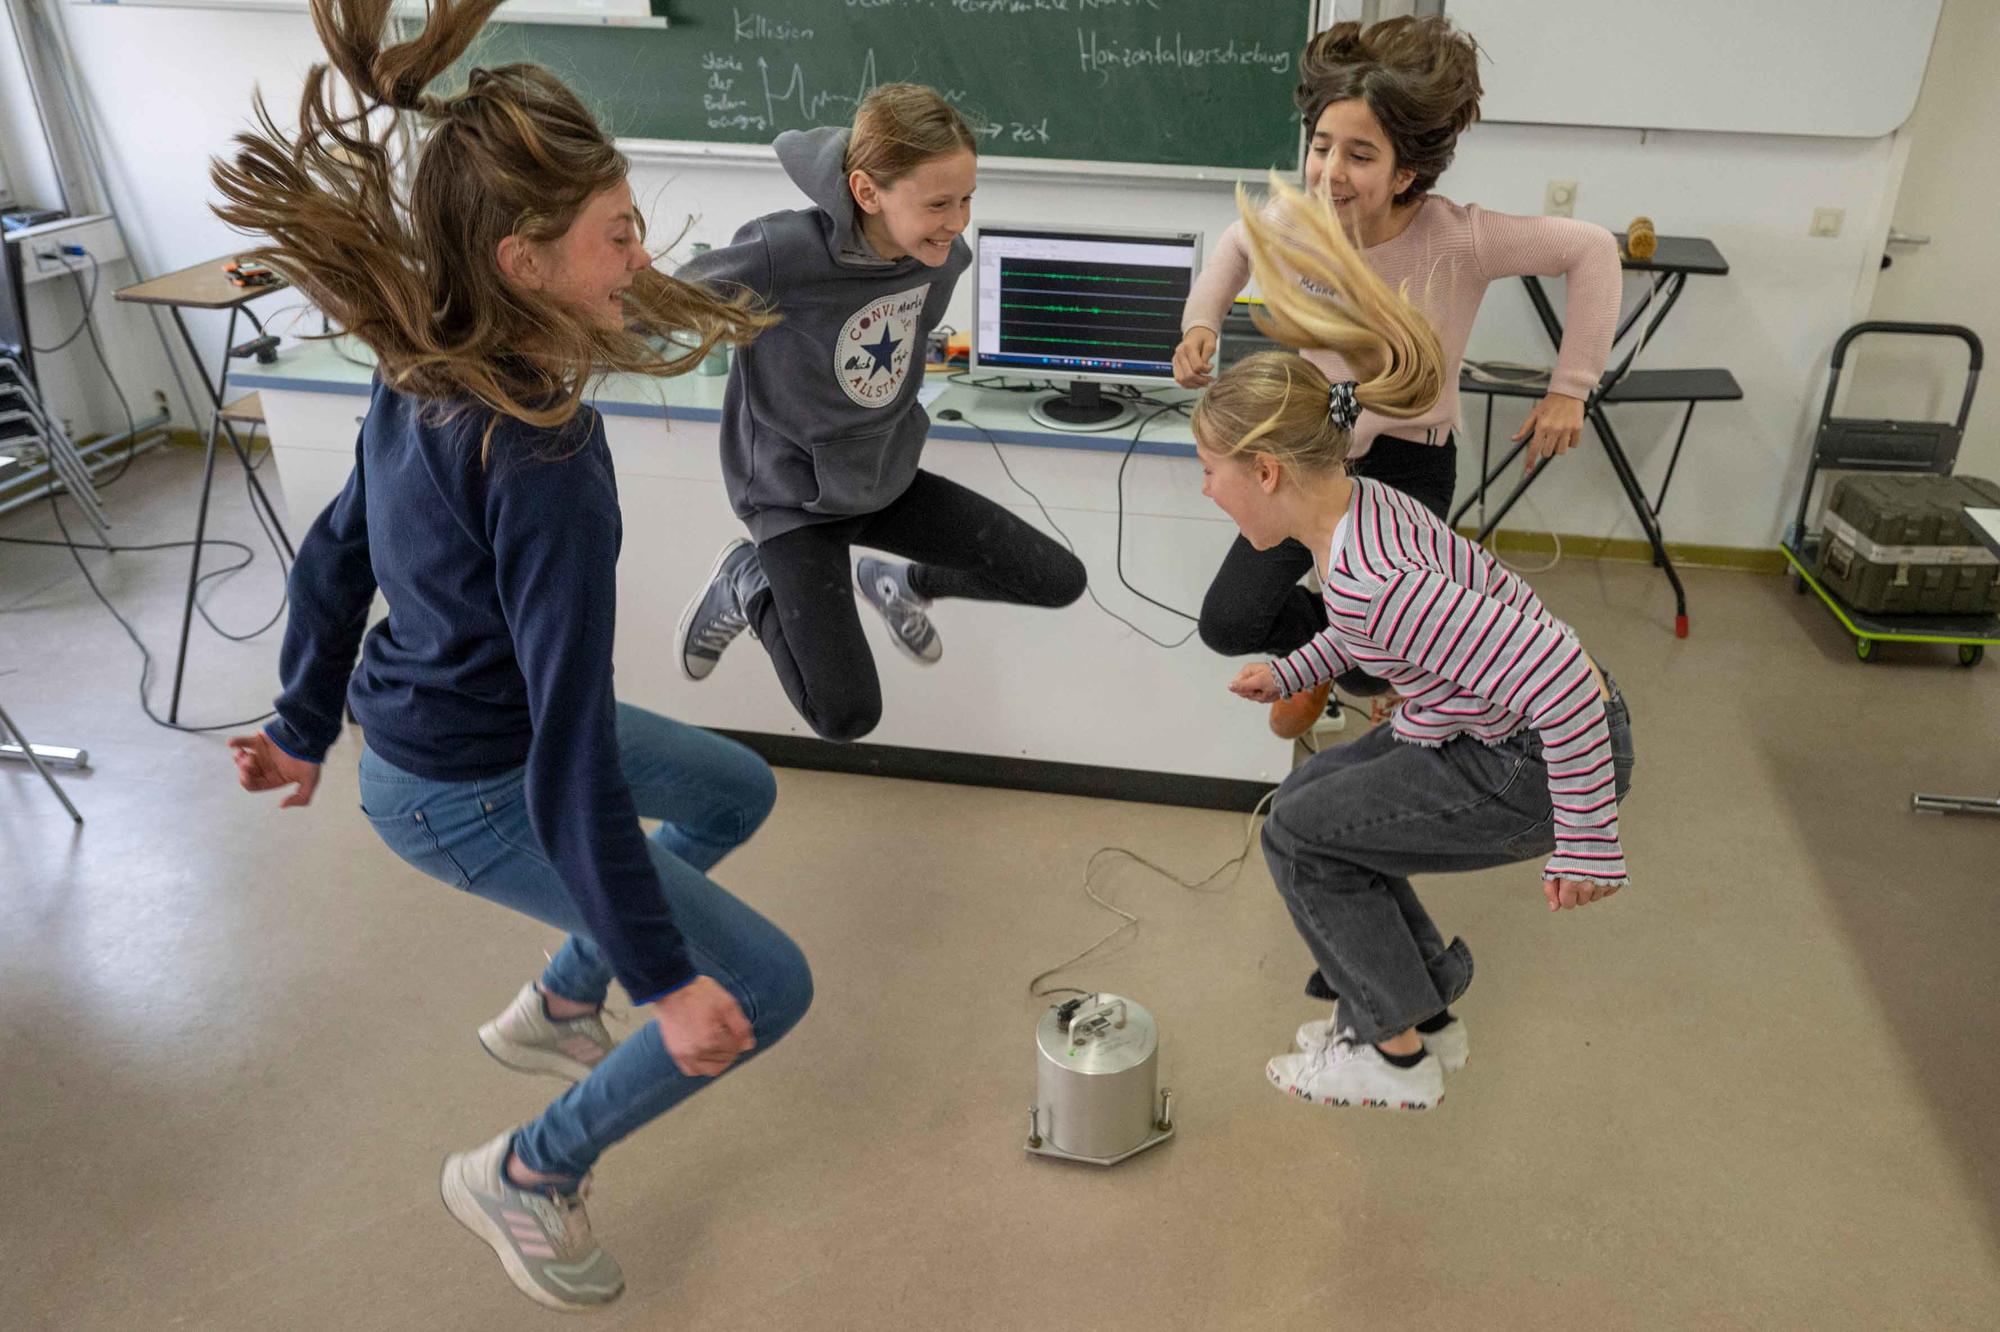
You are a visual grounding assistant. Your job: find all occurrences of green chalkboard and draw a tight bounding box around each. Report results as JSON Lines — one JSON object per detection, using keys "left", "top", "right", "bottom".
{"left": 457, "top": 2, "right": 1314, "bottom": 171}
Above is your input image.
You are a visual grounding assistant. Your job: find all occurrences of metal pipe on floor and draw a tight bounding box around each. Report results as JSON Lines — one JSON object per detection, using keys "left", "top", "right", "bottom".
{"left": 1912, "top": 792, "right": 2000, "bottom": 817}
{"left": 0, "top": 741, "right": 89, "bottom": 769}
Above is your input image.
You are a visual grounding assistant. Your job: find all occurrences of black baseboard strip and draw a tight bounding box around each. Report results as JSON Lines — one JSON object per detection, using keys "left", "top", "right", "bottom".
{"left": 712, "top": 729, "right": 1276, "bottom": 813}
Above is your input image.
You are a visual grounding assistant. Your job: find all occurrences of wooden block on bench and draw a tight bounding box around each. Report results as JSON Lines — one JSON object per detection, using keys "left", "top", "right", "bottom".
{"left": 218, "top": 392, "right": 265, "bottom": 426}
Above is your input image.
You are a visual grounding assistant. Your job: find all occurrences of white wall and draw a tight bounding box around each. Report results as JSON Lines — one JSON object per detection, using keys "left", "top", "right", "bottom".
{"left": 8, "top": 3, "right": 1935, "bottom": 551}
{"left": 1436, "top": 121, "right": 1903, "bottom": 550}
{"left": 1859, "top": 0, "right": 2000, "bottom": 485}
{"left": 0, "top": 5, "right": 329, "bottom": 443}
{"left": 0, "top": 9, "right": 63, "bottom": 211}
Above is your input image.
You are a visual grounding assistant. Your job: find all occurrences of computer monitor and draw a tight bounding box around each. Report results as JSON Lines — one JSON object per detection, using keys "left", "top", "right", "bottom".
{"left": 971, "top": 223, "right": 1201, "bottom": 433}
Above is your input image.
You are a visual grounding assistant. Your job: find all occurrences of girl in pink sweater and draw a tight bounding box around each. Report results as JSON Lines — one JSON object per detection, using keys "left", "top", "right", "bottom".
{"left": 1196, "top": 178, "right": 1635, "bottom": 1113}
{"left": 1176, "top": 17, "right": 1622, "bottom": 740}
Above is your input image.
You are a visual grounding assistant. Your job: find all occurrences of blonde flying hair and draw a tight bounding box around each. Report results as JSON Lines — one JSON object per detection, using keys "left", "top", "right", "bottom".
{"left": 1192, "top": 177, "right": 1443, "bottom": 477}
{"left": 844, "top": 82, "right": 978, "bottom": 185}
{"left": 209, "top": 0, "right": 771, "bottom": 453}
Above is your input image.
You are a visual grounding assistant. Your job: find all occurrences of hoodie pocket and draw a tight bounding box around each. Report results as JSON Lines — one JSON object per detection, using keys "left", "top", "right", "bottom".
{"left": 807, "top": 423, "right": 921, "bottom": 517}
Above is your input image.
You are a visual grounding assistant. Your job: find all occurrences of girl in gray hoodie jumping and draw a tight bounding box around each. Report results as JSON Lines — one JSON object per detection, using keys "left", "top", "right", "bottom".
{"left": 676, "top": 85, "right": 1087, "bottom": 741}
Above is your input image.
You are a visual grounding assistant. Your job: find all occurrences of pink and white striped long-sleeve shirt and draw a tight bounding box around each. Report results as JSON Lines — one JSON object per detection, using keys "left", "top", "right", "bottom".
{"left": 1269, "top": 478, "right": 1627, "bottom": 886}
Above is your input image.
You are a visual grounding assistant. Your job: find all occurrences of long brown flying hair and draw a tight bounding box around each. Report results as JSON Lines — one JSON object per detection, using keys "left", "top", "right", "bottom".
{"left": 210, "top": 0, "right": 771, "bottom": 449}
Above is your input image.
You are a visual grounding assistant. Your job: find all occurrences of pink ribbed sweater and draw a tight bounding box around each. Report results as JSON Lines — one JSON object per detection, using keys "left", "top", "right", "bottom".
{"left": 1182, "top": 196, "right": 1623, "bottom": 459}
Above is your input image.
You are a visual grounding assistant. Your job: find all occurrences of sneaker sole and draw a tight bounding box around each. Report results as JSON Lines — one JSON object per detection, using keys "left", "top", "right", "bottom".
{"left": 477, "top": 1021, "right": 595, "bottom": 1084}
{"left": 676, "top": 538, "right": 751, "bottom": 683}
{"left": 440, "top": 1155, "right": 619, "bottom": 1314}
{"left": 1266, "top": 1065, "right": 1441, "bottom": 1111}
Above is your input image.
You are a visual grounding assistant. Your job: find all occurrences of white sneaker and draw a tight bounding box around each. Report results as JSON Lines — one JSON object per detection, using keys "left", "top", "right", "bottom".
{"left": 440, "top": 1132, "right": 625, "bottom": 1311}
{"left": 1266, "top": 1037, "right": 1443, "bottom": 1111}
{"left": 478, "top": 982, "right": 615, "bottom": 1083}
{"left": 1295, "top": 1002, "right": 1468, "bottom": 1073}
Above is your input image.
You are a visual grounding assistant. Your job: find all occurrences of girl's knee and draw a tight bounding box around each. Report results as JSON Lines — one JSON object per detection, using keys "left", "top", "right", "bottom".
{"left": 1260, "top": 794, "right": 1346, "bottom": 890}
{"left": 1259, "top": 812, "right": 1294, "bottom": 876}
{"left": 1261, "top": 787, "right": 1309, "bottom": 853}
{"left": 731, "top": 750, "right": 779, "bottom": 835}
{"left": 1045, "top": 550, "right": 1088, "bottom": 608}
{"left": 807, "top": 696, "right": 881, "bottom": 743}
{"left": 1197, "top": 605, "right": 1267, "bottom": 657}
{"left": 754, "top": 938, "right": 814, "bottom": 1043}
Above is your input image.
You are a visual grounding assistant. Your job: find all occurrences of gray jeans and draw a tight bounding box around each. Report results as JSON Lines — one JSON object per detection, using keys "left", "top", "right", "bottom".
{"left": 1261, "top": 679, "right": 1636, "bottom": 1046}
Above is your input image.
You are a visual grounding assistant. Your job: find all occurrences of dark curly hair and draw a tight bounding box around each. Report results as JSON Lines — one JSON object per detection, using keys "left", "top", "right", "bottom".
{"left": 1296, "top": 17, "right": 1484, "bottom": 206}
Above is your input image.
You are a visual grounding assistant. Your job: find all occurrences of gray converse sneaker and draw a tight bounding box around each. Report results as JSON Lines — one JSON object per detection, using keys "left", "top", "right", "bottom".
{"left": 1266, "top": 1036, "right": 1443, "bottom": 1111}
{"left": 478, "top": 982, "right": 614, "bottom": 1083}
{"left": 856, "top": 556, "right": 942, "bottom": 664}
{"left": 679, "top": 538, "right": 765, "bottom": 681}
{"left": 1295, "top": 1002, "right": 1468, "bottom": 1073}
{"left": 440, "top": 1132, "right": 625, "bottom": 1311}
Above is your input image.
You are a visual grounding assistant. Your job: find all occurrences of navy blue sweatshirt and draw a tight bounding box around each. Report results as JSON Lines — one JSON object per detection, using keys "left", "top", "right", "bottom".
{"left": 265, "top": 381, "right": 695, "bottom": 1003}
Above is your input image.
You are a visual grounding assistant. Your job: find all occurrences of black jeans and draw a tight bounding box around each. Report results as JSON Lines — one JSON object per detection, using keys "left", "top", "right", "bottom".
{"left": 1267, "top": 676, "right": 1636, "bottom": 1041}
{"left": 750, "top": 469, "right": 1086, "bottom": 742}
{"left": 1198, "top": 432, "right": 1457, "bottom": 659}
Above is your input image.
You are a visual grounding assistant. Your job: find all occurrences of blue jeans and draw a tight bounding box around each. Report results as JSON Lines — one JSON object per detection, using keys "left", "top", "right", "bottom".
{"left": 356, "top": 704, "right": 813, "bottom": 1181}
{"left": 1261, "top": 678, "right": 1636, "bottom": 1046}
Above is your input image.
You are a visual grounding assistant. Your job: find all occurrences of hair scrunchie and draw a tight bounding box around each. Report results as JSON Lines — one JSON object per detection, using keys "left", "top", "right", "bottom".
{"left": 1328, "top": 380, "right": 1361, "bottom": 431}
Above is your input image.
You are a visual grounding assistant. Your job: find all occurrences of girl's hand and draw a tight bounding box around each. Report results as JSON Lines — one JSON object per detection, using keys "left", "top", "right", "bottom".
{"left": 1229, "top": 662, "right": 1283, "bottom": 703}
{"left": 653, "top": 976, "right": 756, "bottom": 1078}
{"left": 228, "top": 732, "right": 321, "bottom": 808}
{"left": 1544, "top": 876, "right": 1621, "bottom": 911}
{"left": 1514, "top": 392, "right": 1586, "bottom": 472}
{"left": 1173, "top": 328, "right": 1218, "bottom": 388}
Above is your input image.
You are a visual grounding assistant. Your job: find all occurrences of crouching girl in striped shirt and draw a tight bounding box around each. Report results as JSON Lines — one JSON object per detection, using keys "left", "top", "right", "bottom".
{"left": 1195, "top": 178, "right": 1636, "bottom": 1113}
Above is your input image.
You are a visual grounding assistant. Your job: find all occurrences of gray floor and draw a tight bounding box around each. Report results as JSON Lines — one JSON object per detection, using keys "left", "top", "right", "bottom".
{"left": 4, "top": 448, "right": 1998, "bottom": 1330}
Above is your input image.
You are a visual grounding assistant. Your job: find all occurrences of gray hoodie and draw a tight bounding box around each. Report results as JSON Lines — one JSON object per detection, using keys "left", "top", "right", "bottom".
{"left": 678, "top": 127, "right": 972, "bottom": 543}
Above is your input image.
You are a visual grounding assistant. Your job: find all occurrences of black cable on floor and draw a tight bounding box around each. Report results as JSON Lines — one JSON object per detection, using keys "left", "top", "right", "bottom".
{"left": 2, "top": 486, "right": 282, "bottom": 733}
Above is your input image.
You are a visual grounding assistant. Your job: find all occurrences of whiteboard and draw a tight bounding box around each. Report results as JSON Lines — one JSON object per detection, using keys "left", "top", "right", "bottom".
{"left": 66, "top": 0, "right": 666, "bottom": 29}
{"left": 1445, "top": 0, "right": 1943, "bottom": 138}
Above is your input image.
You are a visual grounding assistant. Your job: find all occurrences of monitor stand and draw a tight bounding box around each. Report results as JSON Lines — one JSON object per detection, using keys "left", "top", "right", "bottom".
{"left": 1029, "top": 380, "right": 1136, "bottom": 433}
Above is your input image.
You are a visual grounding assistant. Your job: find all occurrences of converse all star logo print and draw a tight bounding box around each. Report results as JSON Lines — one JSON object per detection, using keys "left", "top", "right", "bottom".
{"left": 835, "top": 284, "right": 930, "bottom": 408}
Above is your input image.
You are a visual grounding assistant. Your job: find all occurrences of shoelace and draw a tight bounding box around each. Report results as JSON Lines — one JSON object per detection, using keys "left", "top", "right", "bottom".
{"left": 875, "top": 579, "right": 932, "bottom": 640}
{"left": 1300, "top": 1032, "right": 1365, "bottom": 1077}
{"left": 692, "top": 604, "right": 748, "bottom": 654}
{"left": 555, "top": 1009, "right": 614, "bottom": 1049}
{"left": 522, "top": 1178, "right": 597, "bottom": 1257}
{"left": 1305, "top": 1020, "right": 1358, "bottom": 1055}
{"left": 532, "top": 960, "right": 623, "bottom": 1036}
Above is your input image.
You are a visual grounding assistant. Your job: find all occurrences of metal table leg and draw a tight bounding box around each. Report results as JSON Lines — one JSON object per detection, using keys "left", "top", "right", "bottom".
{"left": 1521, "top": 275, "right": 1693, "bottom": 637}
{"left": 0, "top": 699, "right": 83, "bottom": 825}
{"left": 162, "top": 306, "right": 296, "bottom": 723}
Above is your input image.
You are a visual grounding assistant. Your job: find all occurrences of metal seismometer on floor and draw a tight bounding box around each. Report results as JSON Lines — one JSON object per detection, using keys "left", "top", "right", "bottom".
{"left": 1026, "top": 993, "right": 1175, "bottom": 1167}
